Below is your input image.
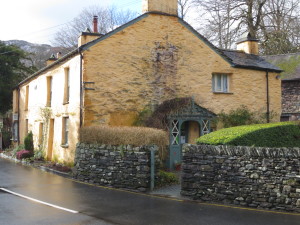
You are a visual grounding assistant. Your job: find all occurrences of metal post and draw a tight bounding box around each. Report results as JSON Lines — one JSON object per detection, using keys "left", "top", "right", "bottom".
{"left": 150, "top": 148, "right": 155, "bottom": 191}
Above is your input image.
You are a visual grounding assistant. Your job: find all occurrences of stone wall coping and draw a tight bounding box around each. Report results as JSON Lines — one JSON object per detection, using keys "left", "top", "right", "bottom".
{"left": 183, "top": 144, "right": 300, "bottom": 158}
{"left": 76, "top": 143, "right": 159, "bottom": 152}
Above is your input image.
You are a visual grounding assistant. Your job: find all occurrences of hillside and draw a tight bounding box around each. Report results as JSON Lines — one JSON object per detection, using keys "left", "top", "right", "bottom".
{"left": 4, "top": 40, "right": 72, "bottom": 69}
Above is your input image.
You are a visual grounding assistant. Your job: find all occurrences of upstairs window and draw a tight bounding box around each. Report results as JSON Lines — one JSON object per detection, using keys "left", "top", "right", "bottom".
{"left": 212, "top": 74, "right": 229, "bottom": 93}
{"left": 46, "top": 77, "right": 52, "bottom": 107}
{"left": 64, "top": 68, "right": 70, "bottom": 104}
{"left": 62, "top": 117, "right": 69, "bottom": 146}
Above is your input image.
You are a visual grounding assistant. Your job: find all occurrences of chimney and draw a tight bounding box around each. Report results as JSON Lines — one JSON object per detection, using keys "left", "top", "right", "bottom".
{"left": 236, "top": 32, "right": 259, "bottom": 55}
{"left": 93, "top": 16, "right": 98, "bottom": 33}
{"left": 78, "top": 16, "right": 102, "bottom": 47}
{"left": 46, "top": 54, "right": 57, "bottom": 66}
{"left": 142, "top": 0, "right": 178, "bottom": 16}
{"left": 56, "top": 52, "right": 62, "bottom": 59}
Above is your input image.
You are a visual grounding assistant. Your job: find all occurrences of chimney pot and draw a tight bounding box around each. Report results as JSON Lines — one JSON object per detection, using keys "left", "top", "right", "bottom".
{"left": 93, "top": 16, "right": 98, "bottom": 33}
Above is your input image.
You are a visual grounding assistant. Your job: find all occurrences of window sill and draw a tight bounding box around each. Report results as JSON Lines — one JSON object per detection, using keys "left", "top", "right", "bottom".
{"left": 213, "top": 92, "right": 234, "bottom": 95}
{"left": 61, "top": 144, "right": 69, "bottom": 148}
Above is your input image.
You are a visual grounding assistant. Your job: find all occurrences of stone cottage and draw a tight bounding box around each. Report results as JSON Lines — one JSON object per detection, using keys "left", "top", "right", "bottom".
{"left": 264, "top": 52, "right": 300, "bottom": 121}
{"left": 12, "top": 0, "right": 282, "bottom": 164}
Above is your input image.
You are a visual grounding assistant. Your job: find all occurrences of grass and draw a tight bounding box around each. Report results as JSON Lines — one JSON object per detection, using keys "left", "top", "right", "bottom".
{"left": 197, "top": 122, "right": 300, "bottom": 147}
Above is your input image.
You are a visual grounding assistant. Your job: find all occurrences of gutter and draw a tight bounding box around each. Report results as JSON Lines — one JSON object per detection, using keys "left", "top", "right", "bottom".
{"left": 266, "top": 71, "right": 270, "bottom": 123}
{"left": 17, "top": 87, "right": 20, "bottom": 144}
{"left": 79, "top": 49, "right": 83, "bottom": 127}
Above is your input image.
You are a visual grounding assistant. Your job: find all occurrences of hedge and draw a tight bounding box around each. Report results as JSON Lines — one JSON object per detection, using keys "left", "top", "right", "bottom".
{"left": 80, "top": 126, "right": 169, "bottom": 159}
{"left": 197, "top": 122, "right": 300, "bottom": 147}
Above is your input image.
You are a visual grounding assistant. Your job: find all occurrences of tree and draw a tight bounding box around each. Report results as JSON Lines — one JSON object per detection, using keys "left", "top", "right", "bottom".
{"left": 193, "top": 0, "right": 300, "bottom": 54}
{"left": 0, "top": 41, "right": 36, "bottom": 114}
{"left": 260, "top": 0, "right": 300, "bottom": 54}
{"left": 52, "top": 6, "right": 137, "bottom": 49}
{"left": 194, "top": 0, "right": 238, "bottom": 49}
{"left": 178, "top": 0, "right": 193, "bottom": 20}
{"left": 194, "top": 0, "right": 267, "bottom": 48}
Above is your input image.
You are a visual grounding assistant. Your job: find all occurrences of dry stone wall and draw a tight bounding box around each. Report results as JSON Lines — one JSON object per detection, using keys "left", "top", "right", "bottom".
{"left": 73, "top": 143, "right": 158, "bottom": 192}
{"left": 181, "top": 144, "right": 300, "bottom": 212}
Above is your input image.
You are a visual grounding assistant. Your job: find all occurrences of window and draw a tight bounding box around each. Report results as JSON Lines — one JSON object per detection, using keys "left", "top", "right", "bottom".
{"left": 25, "top": 119, "right": 28, "bottom": 135}
{"left": 62, "top": 117, "right": 69, "bottom": 146}
{"left": 64, "top": 68, "right": 70, "bottom": 104}
{"left": 46, "top": 77, "right": 52, "bottom": 107}
{"left": 39, "top": 123, "right": 44, "bottom": 145}
{"left": 25, "top": 85, "right": 29, "bottom": 110}
{"left": 212, "top": 74, "right": 229, "bottom": 93}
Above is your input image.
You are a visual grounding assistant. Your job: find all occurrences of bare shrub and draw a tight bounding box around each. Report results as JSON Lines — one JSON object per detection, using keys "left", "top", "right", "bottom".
{"left": 80, "top": 126, "right": 169, "bottom": 160}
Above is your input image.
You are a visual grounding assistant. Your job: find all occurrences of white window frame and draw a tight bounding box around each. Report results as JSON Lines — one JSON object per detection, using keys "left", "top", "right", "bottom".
{"left": 212, "top": 73, "right": 230, "bottom": 93}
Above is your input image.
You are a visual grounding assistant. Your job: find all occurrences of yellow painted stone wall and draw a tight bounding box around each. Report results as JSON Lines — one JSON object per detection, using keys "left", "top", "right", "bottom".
{"left": 14, "top": 55, "right": 81, "bottom": 163}
{"left": 82, "top": 14, "right": 281, "bottom": 127}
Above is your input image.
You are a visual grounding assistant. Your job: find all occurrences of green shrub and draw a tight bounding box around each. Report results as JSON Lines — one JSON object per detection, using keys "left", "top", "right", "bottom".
{"left": 217, "top": 105, "right": 276, "bottom": 128}
{"left": 12, "top": 144, "right": 25, "bottom": 157}
{"left": 156, "top": 170, "right": 179, "bottom": 188}
{"left": 80, "top": 126, "right": 169, "bottom": 160}
{"left": 24, "top": 131, "right": 34, "bottom": 152}
{"left": 197, "top": 122, "right": 300, "bottom": 147}
{"left": 16, "top": 150, "right": 32, "bottom": 160}
{"left": 34, "top": 150, "right": 44, "bottom": 160}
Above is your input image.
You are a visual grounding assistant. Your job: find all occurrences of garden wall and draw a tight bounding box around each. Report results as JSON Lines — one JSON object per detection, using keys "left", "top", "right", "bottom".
{"left": 181, "top": 144, "right": 300, "bottom": 212}
{"left": 73, "top": 143, "right": 159, "bottom": 192}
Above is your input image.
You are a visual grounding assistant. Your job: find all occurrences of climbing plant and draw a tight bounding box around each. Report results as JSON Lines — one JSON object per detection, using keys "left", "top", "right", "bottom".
{"left": 135, "top": 97, "right": 193, "bottom": 131}
{"left": 39, "top": 107, "right": 52, "bottom": 153}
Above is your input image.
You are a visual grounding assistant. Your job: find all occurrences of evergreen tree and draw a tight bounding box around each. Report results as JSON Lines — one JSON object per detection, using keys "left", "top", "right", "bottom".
{"left": 0, "top": 41, "right": 36, "bottom": 114}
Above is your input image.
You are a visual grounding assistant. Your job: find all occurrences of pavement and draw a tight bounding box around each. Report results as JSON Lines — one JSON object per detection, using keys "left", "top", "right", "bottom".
{"left": 1, "top": 157, "right": 300, "bottom": 225}
{"left": 151, "top": 184, "right": 184, "bottom": 199}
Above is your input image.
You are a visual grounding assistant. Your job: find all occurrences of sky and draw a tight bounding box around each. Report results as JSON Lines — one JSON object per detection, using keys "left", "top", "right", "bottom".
{"left": 0, "top": 0, "right": 142, "bottom": 45}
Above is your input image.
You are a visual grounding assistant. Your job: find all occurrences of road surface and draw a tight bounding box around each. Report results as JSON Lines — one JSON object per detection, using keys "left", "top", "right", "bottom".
{"left": 0, "top": 157, "right": 299, "bottom": 225}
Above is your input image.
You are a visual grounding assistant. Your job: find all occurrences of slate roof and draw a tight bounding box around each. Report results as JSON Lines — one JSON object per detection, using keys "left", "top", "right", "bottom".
{"left": 220, "top": 50, "right": 282, "bottom": 73}
{"left": 262, "top": 53, "right": 300, "bottom": 80}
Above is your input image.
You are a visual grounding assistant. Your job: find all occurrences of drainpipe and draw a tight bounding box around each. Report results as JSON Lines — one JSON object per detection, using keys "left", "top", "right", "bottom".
{"left": 79, "top": 49, "right": 83, "bottom": 127}
{"left": 17, "top": 87, "right": 20, "bottom": 145}
{"left": 266, "top": 71, "right": 270, "bottom": 123}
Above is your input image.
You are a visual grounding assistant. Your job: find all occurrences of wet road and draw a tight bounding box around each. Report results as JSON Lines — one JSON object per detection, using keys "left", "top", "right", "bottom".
{"left": 0, "top": 158, "right": 300, "bottom": 225}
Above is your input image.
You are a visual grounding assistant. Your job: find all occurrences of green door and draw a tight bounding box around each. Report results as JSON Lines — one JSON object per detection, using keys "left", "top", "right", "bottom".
{"left": 168, "top": 120, "right": 181, "bottom": 170}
